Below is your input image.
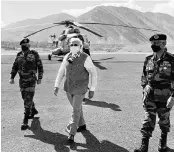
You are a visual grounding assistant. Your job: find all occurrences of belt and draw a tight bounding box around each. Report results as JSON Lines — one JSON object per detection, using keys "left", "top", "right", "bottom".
{"left": 152, "top": 84, "right": 171, "bottom": 89}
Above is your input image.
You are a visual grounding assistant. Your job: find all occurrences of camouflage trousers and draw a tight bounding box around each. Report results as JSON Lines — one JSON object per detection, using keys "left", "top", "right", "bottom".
{"left": 19, "top": 79, "right": 36, "bottom": 114}
{"left": 141, "top": 101, "right": 171, "bottom": 137}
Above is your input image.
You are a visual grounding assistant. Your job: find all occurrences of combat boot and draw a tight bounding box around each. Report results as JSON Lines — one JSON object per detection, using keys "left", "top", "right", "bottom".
{"left": 134, "top": 136, "right": 150, "bottom": 152}
{"left": 28, "top": 107, "right": 38, "bottom": 119}
{"left": 21, "top": 112, "right": 29, "bottom": 130}
{"left": 158, "top": 132, "right": 169, "bottom": 152}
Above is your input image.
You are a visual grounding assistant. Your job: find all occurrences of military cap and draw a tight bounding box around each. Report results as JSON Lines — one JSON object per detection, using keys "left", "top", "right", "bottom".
{"left": 20, "top": 38, "right": 30, "bottom": 45}
{"left": 149, "top": 34, "right": 167, "bottom": 41}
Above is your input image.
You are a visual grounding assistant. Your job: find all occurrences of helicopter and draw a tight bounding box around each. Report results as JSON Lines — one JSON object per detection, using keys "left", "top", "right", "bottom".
{"left": 23, "top": 20, "right": 160, "bottom": 60}
{"left": 47, "top": 28, "right": 91, "bottom": 60}
{"left": 24, "top": 20, "right": 103, "bottom": 60}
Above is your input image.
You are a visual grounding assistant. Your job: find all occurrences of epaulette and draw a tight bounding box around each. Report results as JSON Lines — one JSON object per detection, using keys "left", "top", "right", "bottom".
{"left": 166, "top": 51, "right": 174, "bottom": 57}
{"left": 165, "top": 51, "right": 174, "bottom": 61}
{"left": 17, "top": 51, "right": 23, "bottom": 56}
{"left": 29, "top": 50, "right": 38, "bottom": 54}
{"left": 145, "top": 54, "right": 153, "bottom": 59}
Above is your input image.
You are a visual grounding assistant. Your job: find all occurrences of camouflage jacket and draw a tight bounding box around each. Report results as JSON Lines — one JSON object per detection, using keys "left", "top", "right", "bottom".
{"left": 10, "top": 50, "right": 43, "bottom": 80}
{"left": 141, "top": 50, "right": 174, "bottom": 91}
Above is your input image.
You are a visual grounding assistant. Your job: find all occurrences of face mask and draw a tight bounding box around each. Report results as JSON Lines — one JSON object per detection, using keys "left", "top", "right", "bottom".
{"left": 70, "top": 46, "right": 80, "bottom": 54}
{"left": 151, "top": 45, "right": 161, "bottom": 52}
{"left": 21, "top": 45, "right": 29, "bottom": 51}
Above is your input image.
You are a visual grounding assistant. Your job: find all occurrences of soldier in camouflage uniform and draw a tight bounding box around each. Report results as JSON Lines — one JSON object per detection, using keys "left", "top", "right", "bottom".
{"left": 134, "top": 34, "right": 174, "bottom": 152}
{"left": 9, "top": 38, "right": 44, "bottom": 130}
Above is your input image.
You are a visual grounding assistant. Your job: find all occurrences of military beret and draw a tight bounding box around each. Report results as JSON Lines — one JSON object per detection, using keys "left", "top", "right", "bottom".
{"left": 149, "top": 34, "right": 167, "bottom": 41}
{"left": 20, "top": 38, "right": 30, "bottom": 45}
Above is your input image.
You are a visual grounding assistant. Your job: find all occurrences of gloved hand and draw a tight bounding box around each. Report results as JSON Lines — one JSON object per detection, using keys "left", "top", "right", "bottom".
{"left": 144, "top": 85, "right": 152, "bottom": 94}
{"left": 9, "top": 79, "right": 15, "bottom": 84}
{"left": 37, "top": 79, "right": 41, "bottom": 84}
{"left": 54, "top": 87, "right": 59, "bottom": 96}
{"left": 88, "top": 91, "right": 94, "bottom": 99}
{"left": 166, "top": 96, "right": 174, "bottom": 109}
{"left": 142, "top": 85, "right": 152, "bottom": 104}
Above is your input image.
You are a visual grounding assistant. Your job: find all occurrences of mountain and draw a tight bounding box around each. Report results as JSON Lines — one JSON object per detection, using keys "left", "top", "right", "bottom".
{"left": 77, "top": 6, "right": 174, "bottom": 44}
{"left": 1, "top": 13, "right": 76, "bottom": 42}
{"left": 1, "top": 6, "right": 174, "bottom": 44}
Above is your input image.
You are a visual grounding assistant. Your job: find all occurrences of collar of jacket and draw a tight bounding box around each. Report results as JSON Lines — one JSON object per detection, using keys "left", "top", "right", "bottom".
{"left": 152, "top": 48, "right": 167, "bottom": 62}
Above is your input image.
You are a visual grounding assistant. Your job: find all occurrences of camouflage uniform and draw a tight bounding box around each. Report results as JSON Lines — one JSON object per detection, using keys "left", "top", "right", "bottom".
{"left": 134, "top": 34, "right": 174, "bottom": 152}
{"left": 10, "top": 49, "right": 43, "bottom": 118}
{"left": 141, "top": 50, "right": 174, "bottom": 137}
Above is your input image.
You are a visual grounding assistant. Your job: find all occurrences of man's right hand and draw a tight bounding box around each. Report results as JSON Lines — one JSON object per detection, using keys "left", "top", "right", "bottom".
{"left": 144, "top": 85, "right": 152, "bottom": 94}
{"left": 88, "top": 91, "right": 94, "bottom": 99}
{"left": 54, "top": 87, "right": 59, "bottom": 96}
{"left": 9, "top": 79, "right": 15, "bottom": 84}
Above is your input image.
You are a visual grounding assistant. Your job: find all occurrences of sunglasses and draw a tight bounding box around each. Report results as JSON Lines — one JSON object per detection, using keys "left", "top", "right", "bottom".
{"left": 70, "top": 44, "right": 79, "bottom": 47}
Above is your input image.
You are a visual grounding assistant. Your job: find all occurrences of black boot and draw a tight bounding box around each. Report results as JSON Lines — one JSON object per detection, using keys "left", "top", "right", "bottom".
{"left": 158, "top": 132, "right": 169, "bottom": 152}
{"left": 21, "top": 111, "right": 29, "bottom": 130}
{"left": 28, "top": 107, "right": 38, "bottom": 119}
{"left": 134, "top": 136, "right": 150, "bottom": 152}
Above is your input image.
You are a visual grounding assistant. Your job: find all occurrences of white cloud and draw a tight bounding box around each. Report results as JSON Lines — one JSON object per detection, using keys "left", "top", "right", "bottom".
{"left": 62, "top": 0, "right": 146, "bottom": 17}
{"left": 152, "top": 0, "right": 174, "bottom": 16}
{"left": 62, "top": 6, "right": 96, "bottom": 17}
{"left": 1, "top": 20, "right": 7, "bottom": 28}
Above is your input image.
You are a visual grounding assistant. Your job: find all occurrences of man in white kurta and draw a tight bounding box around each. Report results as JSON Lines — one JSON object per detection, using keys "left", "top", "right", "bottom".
{"left": 54, "top": 38, "right": 97, "bottom": 143}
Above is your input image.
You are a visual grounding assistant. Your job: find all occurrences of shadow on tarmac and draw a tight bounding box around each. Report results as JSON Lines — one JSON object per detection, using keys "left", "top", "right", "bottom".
{"left": 24, "top": 117, "right": 70, "bottom": 152}
{"left": 92, "top": 57, "right": 115, "bottom": 62}
{"left": 92, "top": 57, "right": 115, "bottom": 70}
{"left": 24, "top": 117, "right": 128, "bottom": 152}
{"left": 75, "top": 130, "right": 129, "bottom": 152}
{"left": 93, "top": 61, "right": 107, "bottom": 70}
{"left": 83, "top": 98, "right": 122, "bottom": 111}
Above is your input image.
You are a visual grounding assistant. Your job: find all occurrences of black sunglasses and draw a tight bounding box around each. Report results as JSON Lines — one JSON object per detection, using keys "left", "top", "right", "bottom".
{"left": 70, "top": 44, "right": 79, "bottom": 47}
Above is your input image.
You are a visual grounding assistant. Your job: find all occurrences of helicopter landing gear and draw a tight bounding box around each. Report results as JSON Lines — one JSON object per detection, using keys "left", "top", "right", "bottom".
{"left": 48, "top": 54, "right": 52, "bottom": 60}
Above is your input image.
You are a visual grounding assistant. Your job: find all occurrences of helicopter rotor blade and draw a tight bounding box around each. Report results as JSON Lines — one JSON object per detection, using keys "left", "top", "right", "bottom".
{"left": 79, "top": 22, "right": 160, "bottom": 32}
{"left": 72, "top": 21, "right": 103, "bottom": 37}
{"left": 2, "top": 23, "right": 54, "bottom": 31}
{"left": 53, "top": 20, "right": 74, "bottom": 25}
{"left": 24, "top": 24, "right": 60, "bottom": 38}
{"left": 78, "top": 26, "right": 103, "bottom": 37}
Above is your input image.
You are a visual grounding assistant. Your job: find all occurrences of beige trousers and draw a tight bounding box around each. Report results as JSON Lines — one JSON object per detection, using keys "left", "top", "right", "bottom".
{"left": 66, "top": 92, "right": 85, "bottom": 135}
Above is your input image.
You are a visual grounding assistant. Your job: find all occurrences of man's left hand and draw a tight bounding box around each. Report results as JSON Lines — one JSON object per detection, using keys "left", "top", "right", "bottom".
{"left": 166, "top": 96, "right": 174, "bottom": 109}
{"left": 88, "top": 91, "right": 94, "bottom": 99}
{"left": 37, "top": 79, "right": 41, "bottom": 84}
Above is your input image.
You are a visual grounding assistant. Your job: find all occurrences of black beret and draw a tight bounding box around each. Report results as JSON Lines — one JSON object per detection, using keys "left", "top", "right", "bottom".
{"left": 20, "top": 38, "right": 30, "bottom": 45}
{"left": 149, "top": 34, "right": 167, "bottom": 41}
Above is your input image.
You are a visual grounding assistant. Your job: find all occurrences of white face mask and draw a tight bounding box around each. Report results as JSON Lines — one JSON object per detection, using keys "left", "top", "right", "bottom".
{"left": 70, "top": 46, "right": 80, "bottom": 54}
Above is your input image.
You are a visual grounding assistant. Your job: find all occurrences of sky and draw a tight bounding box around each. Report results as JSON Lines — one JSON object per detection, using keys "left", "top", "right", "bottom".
{"left": 1, "top": 0, "right": 174, "bottom": 27}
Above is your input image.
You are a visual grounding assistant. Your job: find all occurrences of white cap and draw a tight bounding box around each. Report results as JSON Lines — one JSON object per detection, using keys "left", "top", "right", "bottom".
{"left": 69, "top": 38, "right": 82, "bottom": 46}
